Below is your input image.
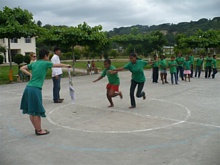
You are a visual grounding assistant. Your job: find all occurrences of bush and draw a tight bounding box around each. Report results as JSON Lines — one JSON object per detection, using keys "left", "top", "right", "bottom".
{"left": 14, "top": 54, "right": 24, "bottom": 65}
{"left": 0, "top": 55, "right": 3, "bottom": 64}
{"left": 63, "top": 52, "right": 73, "bottom": 60}
{"left": 23, "top": 55, "right": 31, "bottom": 64}
{"left": 109, "top": 50, "right": 118, "bottom": 59}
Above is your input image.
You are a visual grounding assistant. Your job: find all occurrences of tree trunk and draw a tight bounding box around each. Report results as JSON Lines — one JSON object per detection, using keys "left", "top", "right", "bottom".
{"left": 8, "top": 38, "right": 13, "bottom": 82}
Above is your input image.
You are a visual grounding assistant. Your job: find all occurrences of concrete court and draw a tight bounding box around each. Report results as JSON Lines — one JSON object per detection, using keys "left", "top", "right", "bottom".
{"left": 0, "top": 70, "right": 220, "bottom": 165}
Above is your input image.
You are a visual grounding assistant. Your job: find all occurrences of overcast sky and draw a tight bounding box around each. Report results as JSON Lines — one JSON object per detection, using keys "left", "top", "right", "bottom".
{"left": 1, "top": 0, "right": 220, "bottom": 31}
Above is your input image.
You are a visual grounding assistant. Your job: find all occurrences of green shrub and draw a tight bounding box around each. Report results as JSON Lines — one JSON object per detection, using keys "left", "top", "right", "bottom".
{"left": 63, "top": 52, "right": 73, "bottom": 60}
{"left": 14, "top": 54, "right": 24, "bottom": 65}
{"left": 0, "top": 55, "right": 3, "bottom": 64}
{"left": 23, "top": 55, "right": 31, "bottom": 64}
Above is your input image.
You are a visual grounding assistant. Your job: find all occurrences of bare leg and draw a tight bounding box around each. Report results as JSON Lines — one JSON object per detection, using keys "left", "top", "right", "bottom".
{"left": 188, "top": 74, "right": 190, "bottom": 82}
{"left": 29, "top": 115, "right": 37, "bottom": 130}
{"left": 33, "top": 116, "right": 48, "bottom": 134}
{"left": 160, "top": 73, "right": 164, "bottom": 84}
{"left": 106, "top": 89, "right": 114, "bottom": 107}
{"left": 184, "top": 74, "right": 187, "bottom": 81}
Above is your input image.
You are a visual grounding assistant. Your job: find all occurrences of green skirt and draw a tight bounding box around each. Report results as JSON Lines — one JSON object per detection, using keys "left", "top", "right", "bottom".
{"left": 20, "top": 86, "right": 46, "bottom": 117}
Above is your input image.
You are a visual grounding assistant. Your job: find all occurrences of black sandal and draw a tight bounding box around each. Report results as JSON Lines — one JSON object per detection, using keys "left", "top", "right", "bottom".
{"left": 36, "top": 129, "right": 50, "bottom": 136}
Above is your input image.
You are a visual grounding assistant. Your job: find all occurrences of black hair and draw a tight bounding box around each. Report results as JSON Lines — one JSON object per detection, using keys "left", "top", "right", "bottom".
{"left": 130, "top": 53, "right": 137, "bottom": 58}
{"left": 171, "top": 56, "right": 175, "bottom": 58}
{"left": 104, "top": 59, "right": 111, "bottom": 65}
{"left": 39, "top": 49, "right": 49, "bottom": 59}
{"left": 54, "top": 46, "right": 61, "bottom": 52}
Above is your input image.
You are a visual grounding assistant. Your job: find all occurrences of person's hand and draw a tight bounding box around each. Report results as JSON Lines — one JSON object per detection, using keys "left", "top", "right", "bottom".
{"left": 55, "top": 75, "right": 59, "bottom": 79}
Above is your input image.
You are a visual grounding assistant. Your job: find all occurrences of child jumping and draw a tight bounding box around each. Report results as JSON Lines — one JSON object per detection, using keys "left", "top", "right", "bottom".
{"left": 93, "top": 59, "right": 122, "bottom": 108}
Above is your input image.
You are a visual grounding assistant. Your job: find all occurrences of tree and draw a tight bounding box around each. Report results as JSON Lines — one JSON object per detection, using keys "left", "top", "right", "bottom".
{"left": 37, "top": 20, "right": 42, "bottom": 27}
{"left": 0, "top": 7, "right": 39, "bottom": 81}
{"left": 14, "top": 54, "right": 24, "bottom": 67}
{"left": 38, "top": 22, "right": 108, "bottom": 75}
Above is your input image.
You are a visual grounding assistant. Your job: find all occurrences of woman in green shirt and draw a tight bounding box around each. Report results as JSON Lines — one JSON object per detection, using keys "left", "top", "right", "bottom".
{"left": 114, "top": 53, "right": 153, "bottom": 109}
{"left": 20, "top": 49, "right": 71, "bottom": 136}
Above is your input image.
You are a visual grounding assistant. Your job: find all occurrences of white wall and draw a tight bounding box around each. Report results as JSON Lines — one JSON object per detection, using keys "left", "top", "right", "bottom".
{"left": 0, "top": 37, "right": 36, "bottom": 63}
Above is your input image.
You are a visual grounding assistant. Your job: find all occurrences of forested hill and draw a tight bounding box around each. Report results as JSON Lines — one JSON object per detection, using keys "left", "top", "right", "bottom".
{"left": 107, "top": 17, "right": 220, "bottom": 45}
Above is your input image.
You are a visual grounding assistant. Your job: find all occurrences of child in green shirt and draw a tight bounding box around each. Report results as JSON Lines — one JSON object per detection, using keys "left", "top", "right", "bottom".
{"left": 183, "top": 56, "right": 191, "bottom": 82}
{"left": 205, "top": 53, "right": 213, "bottom": 78}
{"left": 114, "top": 53, "right": 153, "bottom": 109}
{"left": 176, "top": 53, "right": 185, "bottom": 81}
{"left": 212, "top": 55, "right": 218, "bottom": 79}
{"left": 168, "top": 56, "right": 178, "bottom": 84}
{"left": 152, "top": 54, "right": 159, "bottom": 83}
{"left": 194, "top": 55, "right": 203, "bottom": 78}
{"left": 93, "top": 59, "right": 122, "bottom": 108}
{"left": 159, "top": 55, "right": 168, "bottom": 84}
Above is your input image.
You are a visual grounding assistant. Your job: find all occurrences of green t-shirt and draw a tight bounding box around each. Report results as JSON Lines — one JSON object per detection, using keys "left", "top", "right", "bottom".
{"left": 183, "top": 61, "right": 191, "bottom": 70}
{"left": 176, "top": 57, "right": 185, "bottom": 67}
{"left": 168, "top": 61, "right": 177, "bottom": 73}
{"left": 212, "top": 59, "right": 217, "bottom": 68}
{"left": 196, "top": 58, "right": 203, "bottom": 67}
{"left": 123, "top": 60, "right": 148, "bottom": 83}
{"left": 152, "top": 61, "right": 159, "bottom": 67}
{"left": 159, "top": 59, "right": 167, "bottom": 71}
{"left": 205, "top": 57, "right": 213, "bottom": 67}
{"left": 101, "top": 65, "right": 120, "bottom": 85}
{"left": 27, "top": 60, "right": 53, "bottom": 89}
{"left": 189, "top": 55, "right": 194, "bottom": 64}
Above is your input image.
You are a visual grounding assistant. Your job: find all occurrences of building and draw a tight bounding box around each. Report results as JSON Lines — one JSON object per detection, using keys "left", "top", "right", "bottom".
{"left": 0, "top": 37, "right": 36, "bottom": 63}
{"left": 163, "top": 46, "right": 174, "bottom": 55}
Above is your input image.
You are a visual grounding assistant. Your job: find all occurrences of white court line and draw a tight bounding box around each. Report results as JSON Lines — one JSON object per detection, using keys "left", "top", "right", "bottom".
{"left": 47, "top": 98, "right": 192, "bottom": 134}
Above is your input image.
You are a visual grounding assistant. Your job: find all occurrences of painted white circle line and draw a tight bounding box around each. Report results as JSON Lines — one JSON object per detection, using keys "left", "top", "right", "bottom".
{"left": 47, "top": 98, "right": 191, "bottom": 134}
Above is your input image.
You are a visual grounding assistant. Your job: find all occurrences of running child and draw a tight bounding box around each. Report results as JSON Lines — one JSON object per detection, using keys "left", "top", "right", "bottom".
{"left": 93, "top": 59, "right": 122, "bottom": 108}
{"left": 113, "top": 53, "right": 154, "bottom": 109}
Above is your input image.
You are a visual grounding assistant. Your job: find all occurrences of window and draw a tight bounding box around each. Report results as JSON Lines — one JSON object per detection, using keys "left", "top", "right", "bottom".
{"left": 25, "top": 37, "right": 31, "bottom": 43}
{"left": 10, "top": 38, "right": 18, "bottom": 43}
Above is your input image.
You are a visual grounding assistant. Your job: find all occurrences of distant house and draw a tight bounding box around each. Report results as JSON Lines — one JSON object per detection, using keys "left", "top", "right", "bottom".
{"left": 163, "top": 46, "right": 174, "bottom": 55}
{"left": 0, "top": 37, "right": 36, "bottom": 63}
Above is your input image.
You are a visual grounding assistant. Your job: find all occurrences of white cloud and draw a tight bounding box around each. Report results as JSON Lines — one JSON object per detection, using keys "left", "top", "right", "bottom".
{"left": 0, "top": 0, "right": 219, "bottom": 31}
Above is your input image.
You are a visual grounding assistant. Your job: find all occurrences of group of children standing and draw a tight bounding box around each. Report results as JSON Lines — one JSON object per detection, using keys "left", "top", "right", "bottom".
{"left": 152, "top": 52, "right": 218, "bottom": 84}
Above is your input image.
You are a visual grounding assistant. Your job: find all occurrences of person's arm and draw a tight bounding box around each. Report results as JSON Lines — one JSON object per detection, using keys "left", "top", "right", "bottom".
{"left": 20, "top": 65, "right": 32, "bottom": 79}
{"left": 108, "top": 70, "right": 118, "bottom": 74}
{"left": 52, "top": 63, "right": 71, "bottom": 68}
{"left": 93, "top": 76, "right": 104, "bottom": 82}
{"left": 113, "top": 67, "right": 124, "bottom": 72}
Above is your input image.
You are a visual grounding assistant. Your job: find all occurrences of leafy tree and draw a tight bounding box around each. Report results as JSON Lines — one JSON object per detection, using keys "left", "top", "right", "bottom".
{"left": 38, "top": 22, "right": 108, "bottom": 75}
{"left": 37, "top": 20, "right": 42, "bottom": 27}
{"left": 0, "top": 7, "right": 39, "bottom": 81}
